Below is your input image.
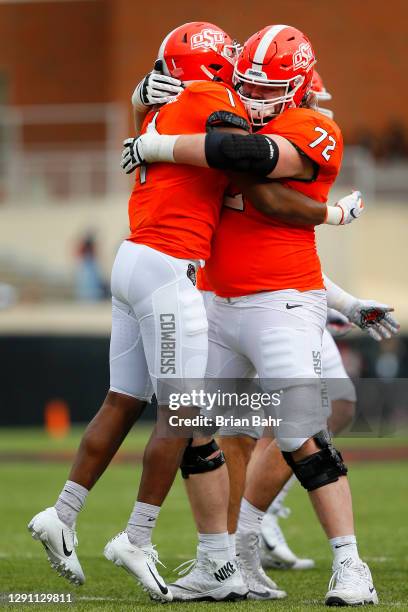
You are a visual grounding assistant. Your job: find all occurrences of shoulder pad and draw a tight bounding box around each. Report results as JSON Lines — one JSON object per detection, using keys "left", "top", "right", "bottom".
{"left": 206, "top": 110, "right": 250, "bottom": 132}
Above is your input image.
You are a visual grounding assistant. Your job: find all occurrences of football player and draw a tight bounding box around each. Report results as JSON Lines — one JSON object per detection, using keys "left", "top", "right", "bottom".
{"left": 28, "top": 22, "right": 347, "bottom": 603}
{"left": 259, "top": 72, "right": 388, "bottom": 572}
{"left": 29, "top": 21, "right": 250, "bottom": 603}
{"left": 126, "top": 25, "right": 390, "bottom": 605}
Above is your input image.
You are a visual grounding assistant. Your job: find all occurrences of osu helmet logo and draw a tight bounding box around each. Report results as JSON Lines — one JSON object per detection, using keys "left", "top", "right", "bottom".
{"left": 292, "top": 42, "right": 314, "bottom": 71}
{"left": 191, "top": 28, "right": 225, "bottom": 50}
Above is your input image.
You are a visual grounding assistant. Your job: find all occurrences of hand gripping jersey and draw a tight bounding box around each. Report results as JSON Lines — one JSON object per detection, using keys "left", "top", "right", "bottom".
{"left": 127, "top": 81, "right": 247, "bottom": 261}
{"left": 205, "top": 108, "right": 343, "bottom": 296}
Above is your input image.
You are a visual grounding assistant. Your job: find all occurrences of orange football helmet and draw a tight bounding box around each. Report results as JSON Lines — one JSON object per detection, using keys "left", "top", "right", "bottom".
{"left": 157, "top": 22, "right": 240, "bottom": 84}
{"left": 234, "top": 24, "right": 316, "bottom": 126}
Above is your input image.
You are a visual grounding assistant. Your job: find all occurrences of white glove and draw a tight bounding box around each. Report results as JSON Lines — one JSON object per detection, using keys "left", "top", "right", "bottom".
{"left": 346, "top": 300, "right": 400, "bottom": 341}
{"left": 121, "top": 129, "right": 177, "bottom": 175}
{"left": 132, "top": 61, "right": 184, "bottom": 111}
{"left": 326, "top": 308, "right": 353, "bottom": 338}
{"left": 121, "top": 137, "right": 145, "bottom": 174}
{"left": 336, "top": 190, "right": 365, "bottom": 224}
{"left": 325, "top": 190, "right": 364, "bottom": 225}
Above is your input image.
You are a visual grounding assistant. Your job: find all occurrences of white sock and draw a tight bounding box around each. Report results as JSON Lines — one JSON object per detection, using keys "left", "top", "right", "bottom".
{"left": 197, "top": 532, "right": 232, "bottom": 561}
{"left": 238, "top": 498, "right": 264, "bottom": 533}
{"left": 126, "top": 501, "right": 160, "bottom": 547}
{"left": 229, "top": 532, "right": 236, "bottom": 556}
{"left": 330, "top": 535, "right": 359, "bottom": 567}
{"left": 267, "top": 474, "right": 297, "bottom": 515}
{"left": 55, "top": 480, "right": 88, "bottom": 528}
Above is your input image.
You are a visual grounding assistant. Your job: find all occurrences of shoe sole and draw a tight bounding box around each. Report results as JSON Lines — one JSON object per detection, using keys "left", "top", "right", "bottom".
{"left": 170, "top": 590, "right": 248, "bottom": 602}
{"left": 104, "top": 543, "right": 172, "bottom": 603}
{"left": 326, "top": 596, "right": 377, "bottom": 606}
{"left": 247, "top": 589, "right": 287, "bottom": 601}
{"left": 28, "top": 521, "right": 83, "bottom": 586}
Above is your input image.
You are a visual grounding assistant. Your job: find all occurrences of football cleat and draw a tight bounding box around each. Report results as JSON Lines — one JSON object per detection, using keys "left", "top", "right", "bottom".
{"left": 235, "top": 553, "right": 286, "bottom": 600}
{"left": 104, "top": 531, "right": 172, "bottom": 602}
{"left": 169, "top": 553, "right": 248, "bottom": 602}
{"left": 236, "top": 530, "right": 287, "bottom": 599}
{"left": 260, "top": 510, "right": 315, "bottom": 570}
{"left": 28, "top": 507, "right": 85, "bottom": 585}
{"left": 325, "top": 558, "right": 378, "bottom": 606}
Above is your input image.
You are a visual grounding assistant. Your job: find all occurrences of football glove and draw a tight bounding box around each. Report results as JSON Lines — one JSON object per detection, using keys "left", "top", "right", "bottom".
{"left": 121, "top": 122, "right": 177, "bottom": 175}
{"left": 346, "top": 300, "right": 400, "bottom": 341}
{"left": 335, "top": 190, "right": 364, "bottom": 224}
{"left": 132, "top": 61, "right": 184, "bottom": 111}
{"left": 121, "top": 137, "right": 144, "bottom": 174}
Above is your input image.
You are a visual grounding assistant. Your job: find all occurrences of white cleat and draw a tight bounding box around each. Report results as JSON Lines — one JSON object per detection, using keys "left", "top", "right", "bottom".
{"left": 236, "top": 530, "right": 287, "bottom": 599}
{"left": 104, "top": 531, "right": 172, "bottom": 602}
{"left": 260, "top": 510, "right": 315, "bottom": 570}
{"left": 325, "top": 558, "right": 379, "bottom": 606}
{"left": 169, "top": 553, "right": 248, "bottom": 602}
{"left": 238, "top": 557, "right": 285, "bottom": 601}
{"left": 28, "top": 507, "right": 85, "bottom": 585}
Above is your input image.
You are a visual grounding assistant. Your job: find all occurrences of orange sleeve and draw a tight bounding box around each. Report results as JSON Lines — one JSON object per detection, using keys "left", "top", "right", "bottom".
{"left": 269, "top": 108, "right": 343, "bottom": 176}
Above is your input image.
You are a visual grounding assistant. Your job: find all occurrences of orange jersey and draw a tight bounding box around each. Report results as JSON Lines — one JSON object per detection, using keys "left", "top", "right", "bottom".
{"left": 205, "top": 108, "right": 343, "bottom": 296}
{"left": 197, "top": 266, "right": 213, "bottom": 291}
{"left": 127, "top": 81, "right": 247, "bottom": 261}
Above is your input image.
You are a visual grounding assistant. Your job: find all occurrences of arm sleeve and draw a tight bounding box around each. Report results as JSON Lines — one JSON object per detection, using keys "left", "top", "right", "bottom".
{"left": 269, "top": 109, "right": 343, "bottom": 176}
{"left": 324, "top": 274, "right": 357, "bottom": 316}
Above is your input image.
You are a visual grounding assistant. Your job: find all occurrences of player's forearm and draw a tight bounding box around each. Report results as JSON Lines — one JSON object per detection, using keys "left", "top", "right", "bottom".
{"left": 142, "top": 131, "right": 308, "bottom": 178}
{"left": 233, "top": 177, "right": 327, "bottom": 225}
{"left": 323, "top": 274, "right": 357, "bottom": 315}
{"left": 173, "top": 134, "right": 209, "bottom": 167}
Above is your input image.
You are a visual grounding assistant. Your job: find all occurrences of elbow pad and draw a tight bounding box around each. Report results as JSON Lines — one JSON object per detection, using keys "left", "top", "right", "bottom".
{"left": 205, "top": 132, "right": 279, "bottom": 176}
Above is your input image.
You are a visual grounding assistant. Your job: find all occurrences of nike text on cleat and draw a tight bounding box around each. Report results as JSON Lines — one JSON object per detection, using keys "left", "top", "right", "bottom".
{"left": 236, "top": 531, "right": 287, "bottom": 599}
{"left": 169, "top": 554, "right": 248, "bottom": 602}
{"left": 325, "top": 557, "right": 379, "bottom": 606}
{"left": 104, "top": 531, "right": 172, "bottom": 602}
{"left": 260, "top": 511, "right": 315, "bottom": 570}
{"left": 28, "top": 507, "right": 85, "bottom": 585}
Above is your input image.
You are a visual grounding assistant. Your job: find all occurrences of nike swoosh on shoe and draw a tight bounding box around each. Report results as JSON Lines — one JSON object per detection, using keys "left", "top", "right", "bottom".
{"left": 146, "top": 564, "right": 168, "bottom": 594}
{"left": 62, "top": 531, "right": 73, "bottom": 557}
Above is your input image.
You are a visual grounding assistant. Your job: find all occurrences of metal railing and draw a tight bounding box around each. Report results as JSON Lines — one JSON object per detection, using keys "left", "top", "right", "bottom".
{"left": 0, "top": 103, "right": 128, "bottom": 201}
{"left": 0, "top": 105, "right": 407, "bottom": 202}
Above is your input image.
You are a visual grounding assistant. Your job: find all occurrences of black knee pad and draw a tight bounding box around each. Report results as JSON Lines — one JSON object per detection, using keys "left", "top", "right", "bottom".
{"left": 180, "top": 438, "right": 225, "bottom": 479}
{"left": 282, "top": 430, "right": 348, "bottom": 491}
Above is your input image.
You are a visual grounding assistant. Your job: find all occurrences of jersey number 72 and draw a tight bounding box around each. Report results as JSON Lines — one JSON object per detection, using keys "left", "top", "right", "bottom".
{"left": 308, "top": 127, "right": 336, "bottom": 161}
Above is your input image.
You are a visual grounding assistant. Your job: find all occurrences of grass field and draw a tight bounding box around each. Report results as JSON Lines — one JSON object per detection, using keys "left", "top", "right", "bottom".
{"left": 0, "top": 427, "right": 407, "bottom": 611}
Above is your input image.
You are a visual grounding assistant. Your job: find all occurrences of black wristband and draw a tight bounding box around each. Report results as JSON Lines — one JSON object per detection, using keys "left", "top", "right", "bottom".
{"left": 205, "top": 132, "right": 279, "bottom": 176}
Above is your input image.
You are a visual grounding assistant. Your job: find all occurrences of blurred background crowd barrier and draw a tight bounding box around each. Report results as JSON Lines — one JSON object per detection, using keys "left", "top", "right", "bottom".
{"left": 0, "top": 0, "right": 407, "bottom": 428}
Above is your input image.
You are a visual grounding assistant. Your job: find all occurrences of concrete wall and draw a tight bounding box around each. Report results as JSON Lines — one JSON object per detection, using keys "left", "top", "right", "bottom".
{"left": 0, "top": 196, "right": 407, "bottom": 326}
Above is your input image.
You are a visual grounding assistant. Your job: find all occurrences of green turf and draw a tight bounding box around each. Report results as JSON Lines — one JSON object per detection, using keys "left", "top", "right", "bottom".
{"left": 0, "top": 426, "right": 152, "bottom": 454}
{"left": 0, "top": 459, "right": 407, "bottom": 611}
{"left": 1, "top": 426, "right": 407, "bottom": 455}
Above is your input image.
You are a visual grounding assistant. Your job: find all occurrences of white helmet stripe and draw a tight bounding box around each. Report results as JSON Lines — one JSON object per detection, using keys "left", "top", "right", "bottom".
{"left": 157, "top": 25, "right": 181, "bottom": 76}
{"left": 252, "top": 24, "right": 289, "bottom": 70}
